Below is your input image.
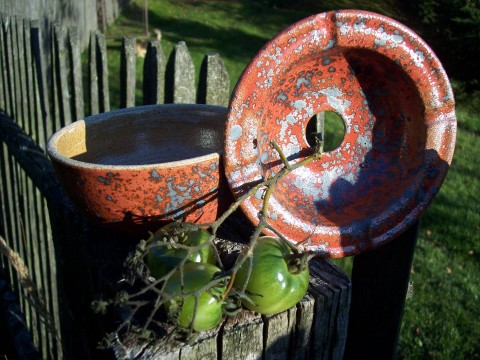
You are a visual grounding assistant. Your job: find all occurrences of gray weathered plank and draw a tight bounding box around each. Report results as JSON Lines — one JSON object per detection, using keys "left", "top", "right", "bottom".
{"left": 27, "top": 22, "right": 56, "bottom": 354}
{"left": 96, "top": 32, "right": 110, "bottom": 113}
{"left": 8, "top": 21, "right": 32, "bottom": 313}
{"left": 0, "top": 142, "right": 27, "bottom": 333}
{"left": 293, "top": 293, "right": 315, "bottom": 359}
{"left": 198, "top": 52, "right": 229, "bottom": 107}
{"left": 88, "top": 30, "right": 110, "bottom": 114}
{"left": 120, "top": 36, "right": 136, "bottom": 108}
{"left": 88, "top": 30, "right": 99, "bottom": 115}
{"left": 0, "top": 144, "right": 16, "bottom": 287}
{"left": 14, "top": 16, "right": 28, "bottom": 129}
{"left": 30, "top": 19, "right": 50, "bottom": 147}
{"left": 166, "top": 41, "right": 196, "bottom": 104}
{"left": 221, "top": 309, "right": 264, "bottom": 360}
{"left": 263, "top": 308, "right": 296, "bottom": 360}
{"left": 10, "top": 17, "right": 24, "bottom": 126}
{"left": 309, "top": 260, "right": 351, "bottom": 360}
{"left": 0, "top": 16, "right": 5, "bottom": 111}
{"left": 14, "top": 18, "right": 45, "bottom": 348}
{"left": 50, "top": 26, "right": 61, "bottom": 133}
{"left": 143, "top": 40, "right": 166, "bottom": 105}
{"left": 68, "top": 26, "right": 84, "bottom": 121}
{"left": 3, "top": 16, "right": 16, "bottom": 119}
{"left": 22, "top": 18, "right": 36, "bottom": 140}
{"left": 179, "top": 329, "right": 219, "bottom": 360}
{"left": 52, "top": 24, "right": 72, "bottom": 127}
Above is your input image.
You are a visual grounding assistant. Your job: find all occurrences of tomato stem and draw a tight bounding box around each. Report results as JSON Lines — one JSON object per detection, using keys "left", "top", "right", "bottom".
{"left": 284, "top": 252, "right": 310, "bottom": 275}
{"left": 221, "top": 271, "right": 236, "bottom": 301}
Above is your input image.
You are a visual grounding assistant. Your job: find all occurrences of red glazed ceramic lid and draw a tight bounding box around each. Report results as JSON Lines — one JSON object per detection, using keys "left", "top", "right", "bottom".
{"left": 224, "top": 10, "right": 456, "bottom": 257}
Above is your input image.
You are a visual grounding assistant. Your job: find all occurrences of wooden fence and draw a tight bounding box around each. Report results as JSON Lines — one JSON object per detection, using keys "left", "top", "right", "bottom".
{"left": 0, "top": 12, "right": 229, "bottom": 359}
{"left": 1, "top": 0, "right": 131, "bottom": 51}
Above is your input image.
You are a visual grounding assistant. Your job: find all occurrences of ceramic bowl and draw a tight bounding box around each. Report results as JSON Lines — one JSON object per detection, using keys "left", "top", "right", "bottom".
{"left": 48, "top": 104, "right": 231, "bottom": 235}
{"left": 224, "top": 10, "right": 456, "bottom": 257}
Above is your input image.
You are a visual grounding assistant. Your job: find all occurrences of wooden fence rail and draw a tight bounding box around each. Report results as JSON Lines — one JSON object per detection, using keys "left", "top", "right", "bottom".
{"left": 0, "top": 12, "right": 230, "bottom": 359}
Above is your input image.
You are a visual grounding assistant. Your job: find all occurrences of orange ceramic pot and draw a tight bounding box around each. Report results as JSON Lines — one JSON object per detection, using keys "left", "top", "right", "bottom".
{"left": 48, "top": 104, "right": 232, "bottom": 235}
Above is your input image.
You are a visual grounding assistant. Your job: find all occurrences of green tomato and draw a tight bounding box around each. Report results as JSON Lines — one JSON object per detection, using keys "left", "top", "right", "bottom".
{"left": 146, "top": 228, "right": 215, "bottom": 279}
{"left": 234, "top": 236, "right": 309, "bottom": 315}
{"left": 164, "top": 262, "right": 225, "bottom": 331}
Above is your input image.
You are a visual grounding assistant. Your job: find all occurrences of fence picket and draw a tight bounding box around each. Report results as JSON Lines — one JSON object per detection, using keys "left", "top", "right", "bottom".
{"left": 0, "top": 139, "right": 15, "bottom": 285}
{"left": 3, "top": 18, "right": 32, "bottom": 333}
{"left": 14, "top": 17, "right": 29, "bottom": 129}
{"left": 2, "top": 16, "right": 15, "bottom": 118}
{"left": 143, "top": 40, "right": 166, "bottom": 105}
{"left": 1, "top": 146, "right": 24, "bottom": 315}
{"left": 166, "top": 41, "right": 196, "bottom": 104}
{"left": 29, "top": 26, "right": 56, "bottom": 352}
{"left": 0, "top": 17, "right": 16, "bottom": 288}
{"left": 15, "top": 17, "right": 41, "bottom": 350}
{"left": 120, "top": 36, "right": 136, "bottom": 108}
{"left": 68, "top": 27, "right": 84, "bottom": 121}
{"left": 96, "top": 32, "right": 110, "bottom": 113}
{"left": 30, "top": 20, "right": 50, "bottom": 148}
{"left": 11, "top": 17, "right": 24, "bottom": 126}
{"left": 29, "top": 25, "right": 58, "bottom": 334}
{"left": 50, "top": 28, "right": 60, "bottom": 133}
{"left": 88, "top": 30, "right": 111, "bottom": 115}
{"left": 52, "top": 25, "right": 72, "bottom": 128}
{"left": 0, "top": 17, "right": 4, "bottom": 111}
{"left": 198, "top": 52, "right": 229, "bottom": 106}
{"left": 15, "top": 17, "right": 35, "bottom": 345}
{"left": 88, "top": 31, "right": 99, "bottom": 115}
{"left": 23, "top": 19, "right": 36, "bottom": 141}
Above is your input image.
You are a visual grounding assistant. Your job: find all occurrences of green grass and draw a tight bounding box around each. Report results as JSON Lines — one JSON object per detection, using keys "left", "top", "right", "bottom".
{"left": 398, "top": 89, "right": 480, "bottom": 359}
{"left": 103, "top": 1, "right": 480, "bottom": 358}
{"left": 103, "top": 0, "right": 311, "bottom": 108}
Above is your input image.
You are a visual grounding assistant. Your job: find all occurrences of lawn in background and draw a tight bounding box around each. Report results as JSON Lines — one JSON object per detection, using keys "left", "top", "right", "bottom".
{"left": 103, "top": 1, "right": 480, "bottom": 358}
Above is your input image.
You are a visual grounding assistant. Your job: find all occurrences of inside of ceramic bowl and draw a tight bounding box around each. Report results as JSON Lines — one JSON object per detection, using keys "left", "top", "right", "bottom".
{"left": 54, "top": 106, "right": 226, "bottom": 166}
{"left": 267, "top": 50, "right": 427, "bottom": 225}
{"left": 263, "top": 47, "right": 430, "bottom": 227}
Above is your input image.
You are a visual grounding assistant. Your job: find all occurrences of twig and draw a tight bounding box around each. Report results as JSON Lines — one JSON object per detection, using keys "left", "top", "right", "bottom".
{"left": 101, "top": 140, "right": 323, "bottom": 343}
{"left": 0, "top": 235, "right": 60, "bottom": 340}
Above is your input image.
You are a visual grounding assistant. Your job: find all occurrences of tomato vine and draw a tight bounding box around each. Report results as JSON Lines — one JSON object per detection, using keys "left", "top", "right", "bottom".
{"left": 92, "top": 138, "right": 324, "bottom": 348}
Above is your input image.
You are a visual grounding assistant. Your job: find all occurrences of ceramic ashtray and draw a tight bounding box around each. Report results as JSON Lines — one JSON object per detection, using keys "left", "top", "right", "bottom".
{"left": 224, "top": 10, "right": 456, "bottom": 257}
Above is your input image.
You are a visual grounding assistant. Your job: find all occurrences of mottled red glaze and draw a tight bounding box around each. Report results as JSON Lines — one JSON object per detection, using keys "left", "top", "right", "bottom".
{"left": 224, "top": 10, "right": 456, "bottom": 257}
{"left": 48, "top": 104, "right": 232, "bottom": 235}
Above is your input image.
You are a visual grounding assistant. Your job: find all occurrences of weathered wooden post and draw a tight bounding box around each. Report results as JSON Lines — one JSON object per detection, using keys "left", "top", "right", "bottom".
{"left": 107, "top": 254, "right": 350, "bottom": 360}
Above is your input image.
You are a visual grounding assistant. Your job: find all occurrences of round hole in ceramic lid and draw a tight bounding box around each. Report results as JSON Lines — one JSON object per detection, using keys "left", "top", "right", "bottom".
{"left": 224, "top": 10, "right": 456, "bottom": 258}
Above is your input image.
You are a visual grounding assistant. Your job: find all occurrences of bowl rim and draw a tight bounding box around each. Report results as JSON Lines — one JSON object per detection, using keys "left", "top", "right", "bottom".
{"left": 47, "top": 103, "right": 227, "bottom": 171}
